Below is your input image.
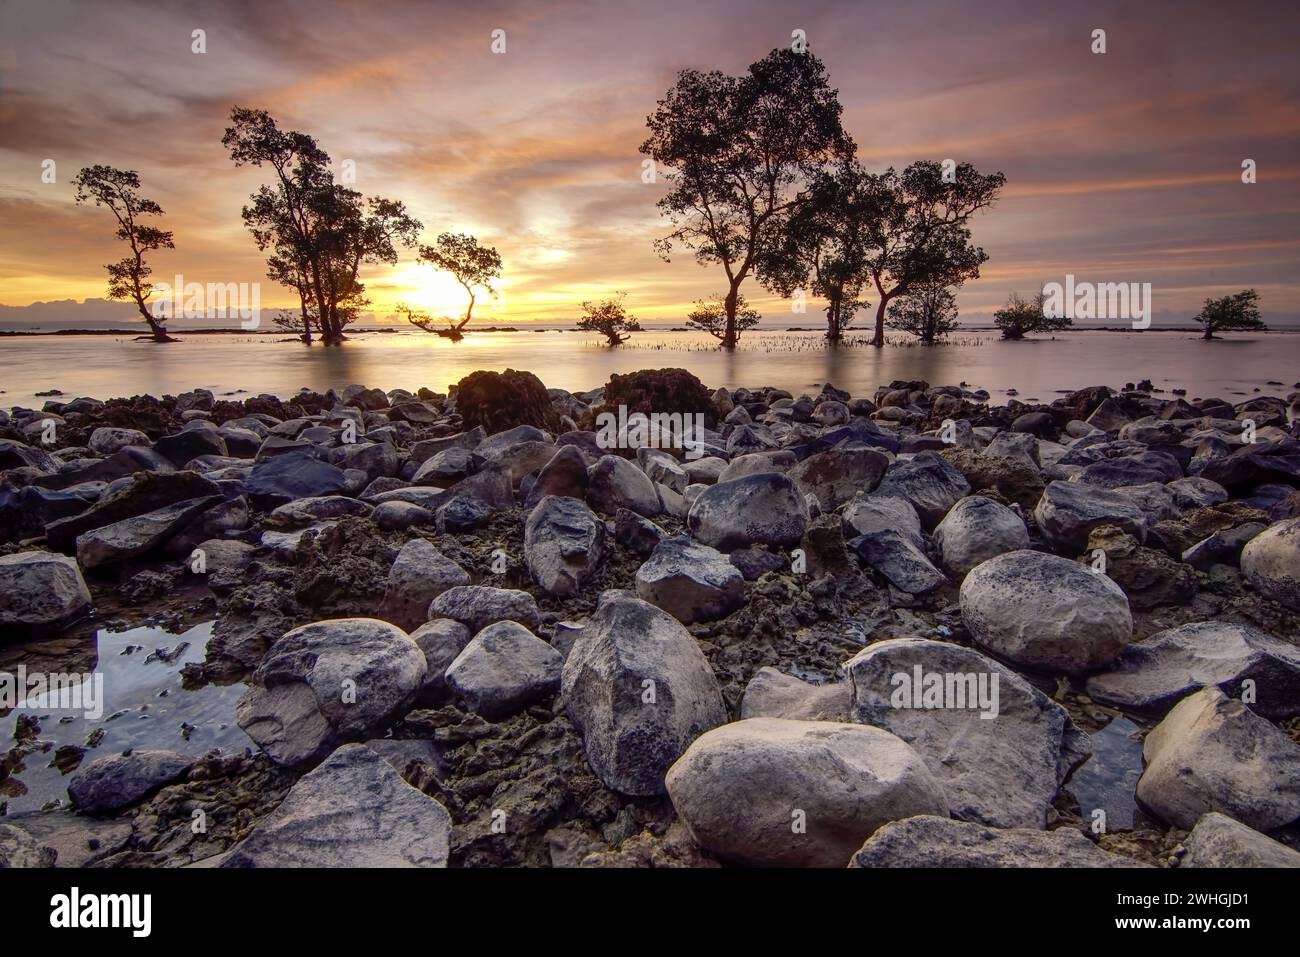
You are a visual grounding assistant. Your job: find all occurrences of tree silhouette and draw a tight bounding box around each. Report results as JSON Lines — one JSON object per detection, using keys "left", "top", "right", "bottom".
{"left": 577, "top": 292, "right": 643, "bottom": 345}
{"left": 995, "top": 290, "right": 1071, "bottom": 339}
{"left": 887, "top": 279, "right": 961, "bottom": 343}
{"left": 1194, "top": 289, "right": 1264, "bottom": 340}
{"left": 688, "top": 293, "right": 761, "bottom": 342}
{"left": 642, "top": 48, "right": 853, "bottom": 348}
{"left": 73, "top": 166, "right": 176, "bottom": 342}
{"left": 416, "top": 233, "right": 502, "bottom": 332}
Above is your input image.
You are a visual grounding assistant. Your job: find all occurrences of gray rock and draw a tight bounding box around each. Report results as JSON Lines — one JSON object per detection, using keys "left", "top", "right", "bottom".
{"left": 245, "top": 450, "right": 348, "bottom": 508}
{"left": 847, "top": 529, "right": 948, "bottom": 594}
{"left": 727, "top": 547, "right": 788, "bottom": 581}
{"left": 875, "top": 452, "right": 970, "bottom": 528}
{"left": 1137, "top": 687, "right": 1300, "bottom": 830}
{"left": 687, "top": 472, "right": 809, "bottom": 551}
{"left": 223, "top": 744, "right": 451, "bottom": 867}
{"left": 377, "top": 539, "right": 470, "bottom": 632}
{"left": 841, "top": 494, "right": 924, "bottom": 550}
{"left": 268, "top": 495, "right": 371, "bottom": 528}
{"left": 236, "top": 618, "right": 426, "bottom": 767}
{"left": 524, "top": 495, "right": 606, "bottom": 597}
{"left": 587, "top": 454, "right": 661, "bottom": 517}
{"left": 639, "top": 447, "right": 689, "bottom": 493}
{"left": 523, "top": 445, "right": 588, "bottom": 507}
{"left": 0, "top": 824, "right": 57, "bottom": 868}
{"left": 683, "top": 456, "right": 727, "bottom": 485}
{"left": 717, "top": 450, "right": 795, "bottom": 484}
{"left": 614, "top": 507, "right": 664, "bottom": 557}
{"left": 932, "top": 495, "right": 1030, "bottom": 578}
{"left": 371, "top": 500, "right": 436, "bottom": 531}
{"left": 409, "top": 618, "right": 473, "bottom": 703}
{"left": 849, "top": 815, "right": 1143, "bottom": 868}
{"left": 428, "top": 585, "right": 541, "bottom": 634}
{"left": 1034, "top": 480, "right": 1149, "bottom": 553}
{"left": 67, "top": 749, "right": 193, "bottom": 814}
{"left": 1180, "top": 812, "right": 1300, "bottom": 868}
{"left": 0, "top": 551, "right": 92, "bottom": 638}
{"left": 561, "top": 593, "right": 726, "bottom": 796}
{"left": 635, "top": 535, "right": 745, "bottom": 624}
{"left": 1168, "top": 476, "right": 1229, "bottom": 511}
{"left": 1072, "top": 451, "right": 1182, "bottom": 489}
{"left": 1241, "top": 517, "right": 1300, "bottom": 610}
{"left": 666, "top": 717, "right": 948, "bottom": 867}
{"left": 740, "top": 667, "right": 850, "bottom": 722}
{"left": 788, "top": 447, "right": 889, "bottom": 512}
{"left": 412, "top": 446, "right": 483, "bottom": 488}
{"left": 959, "top": 549, "right": 1132, "bottom": 674}
{"left": 1086, "top": 621, "right": 1300, "bottom": 718}
{"left": 445, "top": 620, "right": 564, "bottom": 719}
{"left": 75, "top": 495, "right": 222, "bottom": 569}
{"left": 848, "top": 637, "right": 1089, "bottom": 828}
{"left": 88, "top": 427, "right": 149, "bottom": 455}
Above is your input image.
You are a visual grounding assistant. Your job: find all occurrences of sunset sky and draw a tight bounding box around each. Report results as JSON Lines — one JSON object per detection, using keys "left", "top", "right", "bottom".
{"left": 1, "top": 0, "right": 1298, "bottom": 328}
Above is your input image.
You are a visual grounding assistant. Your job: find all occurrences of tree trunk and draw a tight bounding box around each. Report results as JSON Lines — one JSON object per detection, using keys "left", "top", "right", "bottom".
{"left": 871, "top": 297, "right": 890, "bottom": 348}
{"left": 135, "top": 300, "right": 175, "bottom": 342}
{"left": 1202, "top": 324, "right": 1215, "bottom": 340}
{"left": 826, "top": 298, "right": 842, "bottom": 344}
{"left": 457, "top": 290, "right": 476, "bottom": 331}
{"left": 722, "top": 285, "right": 739, "bottom": 349}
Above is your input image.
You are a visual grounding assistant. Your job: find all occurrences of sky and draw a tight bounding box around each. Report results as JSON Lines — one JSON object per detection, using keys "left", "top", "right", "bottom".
{"left": 1, "top": 0, "right": 1298, "bottom": 330}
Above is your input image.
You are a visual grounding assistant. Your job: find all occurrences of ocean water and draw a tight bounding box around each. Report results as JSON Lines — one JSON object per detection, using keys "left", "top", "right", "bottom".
{"left": 1, "top": 328, "right": 1298, "bottom": 412}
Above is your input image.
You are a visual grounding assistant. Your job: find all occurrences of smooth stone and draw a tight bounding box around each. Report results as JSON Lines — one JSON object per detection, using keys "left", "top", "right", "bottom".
{"left": 445, "top": 620, "right": 564, "bottom": 719}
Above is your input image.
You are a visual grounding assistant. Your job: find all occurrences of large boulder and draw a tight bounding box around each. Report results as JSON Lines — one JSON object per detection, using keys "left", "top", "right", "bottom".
{"left": 788, "top": 447, "right": 889, "bottom": 512}
{"left": 847, "top": 530, "right": 947, "bottom": 595}
{"left": 45, "top": 470, "right": 221, "bottom": 551}
{"left": 0, "top": 551, "right": 92, "bottom": 638}
{"left": 223, "top": 744, "right": 451, "bottom": 867}
{"left": 932, "top": 495, "right": 1030, "bottom": 577}
{"left": 687, "top": 473, "right": 809, "bottom": 551}
{"left": 959, "top": 550, "right": 1132, "bottom": 674}
{"left": 561, "top": 593, "right": 726, "bottom": 796}
{"left": 665, "top": 717, "right": 948, "bottom": 867}
{"left": 67, "top": 749, "right": 193, "bottom": 814}
{"left": 1137, "top": 687, "right": 1300, "bottom": 830}
{"left": 445, "top": 620, "right": 564, "bottom": 719}
{"left": 848, "top": 815, "right": 1142, "bottom": 868}
{"left": 75, "top": 495, "right": 222, "bottom": 569}
{"left": 875, "top": 452, "right": 970, "bottom": 528}
{"left": 1086, "top": 621, "right": 1300, "bottom": 718}
{"left": 841, "top": 494, "right": 924, "bottom": 549}
{"left": 586, "top": 454, "right": 661, "bottom": 517}
{"left": 428, "top": 585, "right": 541, "bottom": 634}
{"left": 1241, "top": 517, "right": 1300, "bottom": 610}
{"left": 524, "top": 495, "right": 607, "bottom": 597}
{"left": 1180, "top": 812, "right": 1300, "bottom": 868}
{"left": 236, "top": 618, "right": 427, "bottom": 767}
{"left": 245, "top": 450, "right": 348, "bottom": 509}
{"left": 455, "top": 369, "right": 560, "bottom": 433}
{"left": 634, "top": 535, "right": 746, "bottom": 624}
{"left": 376, "top": 539, "right": 470, "bottom": 633}
{"left": 847, "top": 637, "right": 1089, "bottom": 828}
{"left": 1034, "top": 480, "right": 1148, "bottom": 553}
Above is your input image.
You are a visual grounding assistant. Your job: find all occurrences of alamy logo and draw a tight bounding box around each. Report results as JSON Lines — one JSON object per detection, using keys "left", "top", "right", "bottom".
{"left": 50, "top": 887, "right": 151, "bottom": 937}
{"left": 0, "top": 666, "right": 103, "bottom": 719}
{"left": 890, "top": 666, "right": 1000, "bottom": 719}
{"left": 150, "top": 273, "right": 261, "bottom": 329}
{"left": 595, "top": 404, "right": 706, "bottom": 460}
{"left": 1042, "top": 274, "right": 1152, "bottom": 328}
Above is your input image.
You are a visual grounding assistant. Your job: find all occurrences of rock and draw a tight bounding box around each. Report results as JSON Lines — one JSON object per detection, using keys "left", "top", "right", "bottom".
{"left": 245, "top": 450, "right": 348, "bottom": 509}
{"left": 454, "top": 369, "right": 560, "bottom": 433}
{"left": 153, "top": 426, "right": 228, "bottom": 467}
{"left": 409, "top": 618, "right": 473, "bottom": 703}
{"left": 875, "top": 452, "right": 970, "bottom": 528}
{"left": 841, "top": 494, "right": 924, "bottom": 549}
{"left": 635, "top": 535, "right": 746, "bottom": 624}
{"left": 429, "top": 585, "right": 541, "bottom": 634}
{"left": 1034, "top": 480, "right": 1148, "bottom": 553}
{"left": 1168, "top": 476, "right": 1229, "bottom": 510}
{"left": 788, "top": 447, "right": 889, "bottom": 512}
{"left": 45, "top": 469, "right": 221, "bottom": 551}
{"left": 941, "top": 446, "right": 1044, "bottom": 510}
{"left": 1073, "top": 451, "right": 1182, "bottom": 489}
{"left": 1197, "top": 440, "right": 1300, "bottom": 493}
{"left": 684, "top": 456, "right": 726, "bottom": 485}
{"left": 687, "top": 473, "right": 809, "bottom": 551}
{"left": 223, "top": 744, "right": 451, "bottom": 867}
{"left": 523, "top": 445, "right": 589, "bottom": 507}
{"left": 445, "top": 620, "right": 564, "bottom": 719}
{"left": 1137, "top": 687, "right": 1300, "bottom": 830}
{"left": 1082, "top": 525, "right": 1197, "bottom": 611}
{"left": 524, "top": 495, "right": 607, "bottom": 597}
{"left": 1011, "top": 411, "right": 1055, "bottom": 437}
{"left": 847, "top": 529, "right": 947, "bottom": 595}
{"left": 87, "top": 426, "right": 149, "bottom": 455}
{"left": 614, "top": 507, "right": 664, "bottom": 557}
{"left": 1241, "top": 517, "right": 1300, "bottom": 610}
{"left": 740, "top": 667, "right": 849, "bottom": 722}
{"left": 665, "top": 717, "right": 948, "bottom": 867}
{"left": 561, "top": 593, "right": 726, "bottom": 796}
{"left": 0, "top": 438, "right": 59, "bottom": 473}
{"left": 327, "top": 441, "right": 400, "bottom": 482}
{"left": 718, "top": 450, "right": 796, "bottom": 483}
{"left": 639, "top": 448, "right": 689, "bottom": 493}
{"left": 0, "top": 551, "right": 92, "bottom": 638}
{"left": 412, "top": 446, "right": 483, "bottom": 488}
{"left": 371, "top": 500, "right": 436, "bottom": 531}
{"left": 268, "top": 495, "right": 372, "bottom": 528}
{"left": 1086, "top": 398, "right": 1133, "bottom": 432}
{"left": 847, "top": 637, "right": 1089, "bottom": 828}
{"left": 959, "top": 549, "right": 1132, "bottom": 674}
{"left": 67, "top": 749, "right": 193, "bottom": 814}
{"left": 727, "top": 547, "right": 787, "bottom": 581}
{"left": 587, "top": 454, "right": 661, "bottom": 517}
{"left": 1180, "top": 812, "right": 1300, "bottom": 868}
{"left": 376, "top": 539, "right": 470, "bottom": 632}
{"left": 75, "top": 495, "right": 222, "bottom": 569}
{"left": 0, "top": 824, "right": 57, "bottom": 868}
{"left": 192, "top": 538, "right": 255, "bottom": 592}
{"left": 1086, "top": 621, "right": 1300, "bottom": 717}
{"left": 236, "top": 618, "right": 426, "bottom": 767}
{"left": 932, "top": 496, "right": 1029, "bottom": 577}
{"left": 848, "top": 815, "right": 1142, "bottom": 868}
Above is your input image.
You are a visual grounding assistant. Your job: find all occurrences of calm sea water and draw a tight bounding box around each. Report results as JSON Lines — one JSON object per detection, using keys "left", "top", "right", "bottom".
{"left": 2, "top": 328, "right": 1298, "bottom": 412}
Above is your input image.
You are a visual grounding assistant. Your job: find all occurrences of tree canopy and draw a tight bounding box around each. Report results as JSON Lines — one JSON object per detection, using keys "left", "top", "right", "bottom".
{"left": 1194, "top": 289, "right": 1264, "bottom": 339}
{"left": 687, "top": 292, "right": 761, "bottom": 341}
{"left": 994, "top": 290, "right": 1071, "bottom": 339}
{"left": 887, "top": 279, "right": 961, "bottom": 343}
{"left": 577, "top": 292, "right": 643, "bottom": 346}
{"left": 416, "top": 232, "right": 502, "bottom": 332}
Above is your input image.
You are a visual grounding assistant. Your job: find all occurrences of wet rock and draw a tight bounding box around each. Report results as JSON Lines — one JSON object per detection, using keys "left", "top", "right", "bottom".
{"left": 561, "top": 592, "right": 726, "bottom": 796}
{"left": 1063, "top": 716, "right": 1145, "bottom": 832}
{"left": 75, "top": 495, "right": 222, "bottom": 569}
{"left": 192, "top": 538, "right": 256, "bottom": 592}
{"left": 875, "top": 452, "right": 970, "bottom": 528}
{"left": 586, "top": 454, "right": 661, "bottom": 517}
{"left": 1137, "top": 687, "right": 1300, "bottom": 830}
{"left": 1241, "top": 517, "right": 1300, "bottom": 610}
{"left": 847, "top": 529, "right": 947, "bottom": 595}
{"left": 445, "top": 620, "right": 564, "bottom": 719}
{"left": 848, "top": 637, "right": 1088, "bottom": 828}
{"left": 788, "top": 447, "right": 889, "bottom": 512}
{"left": 849, "top": 816, "right": 1142, "bottom": 868}
{"left": 67, "top": 749, "right": 193, "bottom": 814}
{"left": 45, "top": 470, "right": 221, "bottom": 551}
{"left": 429, "top": 585, "right": 541, "bottom": 634}
{"left": 236, "top": 618, "right": 426, "bottom": 767}
{"left": 740, "top": 667, "right": 849, "bottom": 722}
{"left": 959, "top": 549, "right": 1132, "bottom": 674}
{"left": 1180, "top": 812, "right": 1300, "bottom": 868}
{"left": 0, "top": 438, "right": 59, "bottom": 473}
{"left": 932, "top": 495, "right": 1029, "bottom": 577}
{"left": 1034, "top": 480, "right": 1148, "bottom": 553}
{"left": 666, "top": 717, "right": 948, "bottom": 867}
{"left": 687, "top": 472, "right": 809, "bottom": 551}
{"left": 377, "top": 539, "right": 471, "bottom": 632}
{"left": 635, "top": 535, "right": 745, "bottom": 624}
{"left": 1087, "top": 621, "right": 1300, "bottom": 719}
{"left": 0, "top": 550, "right": 92, "bottom": 638}
{"left": 245, "top": 450, "right": 348, "bottom": 509}
{"left": 524, "top": 495, "right": 607, "bottom": 597}
{"left": 223, "top": 744, "right": 451, "bottom": 867}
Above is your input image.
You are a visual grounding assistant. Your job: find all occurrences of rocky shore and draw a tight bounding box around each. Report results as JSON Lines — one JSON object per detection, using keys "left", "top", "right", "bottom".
{"left": 2, "top": 368, "right": 1299, "bottom": 868}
